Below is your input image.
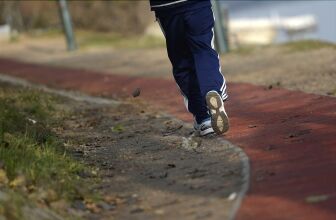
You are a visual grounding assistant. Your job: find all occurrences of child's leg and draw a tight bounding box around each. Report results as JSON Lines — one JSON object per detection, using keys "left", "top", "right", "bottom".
{"left": 184, "top": 6, "right": 228, "bottom": 101}
{"left": 157, "top": 15, "right": 209, "bottom": 123}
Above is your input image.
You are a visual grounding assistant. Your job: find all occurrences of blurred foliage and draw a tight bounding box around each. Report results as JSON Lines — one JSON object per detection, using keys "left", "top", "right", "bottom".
{"left": 0, "top": 0, "right": 153, "bottom": 35}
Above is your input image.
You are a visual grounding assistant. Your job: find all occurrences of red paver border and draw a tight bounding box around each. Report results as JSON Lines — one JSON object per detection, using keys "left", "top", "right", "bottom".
{"left": 0, "top": 58, "right": 335, "bottom": 220}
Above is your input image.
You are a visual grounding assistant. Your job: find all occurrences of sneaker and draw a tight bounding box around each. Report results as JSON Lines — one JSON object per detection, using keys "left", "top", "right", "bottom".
{"left": 194, "top": 118, "right": 215, "bottom": 136}
{"left": 205, "top": 90, "right": 229, "bottom": 134}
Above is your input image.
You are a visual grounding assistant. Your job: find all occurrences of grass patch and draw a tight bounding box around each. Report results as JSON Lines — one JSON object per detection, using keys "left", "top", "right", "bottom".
{"left": 0, "top": 83, "right": 96, "bottom": 219}
{"left": 282, "top": 40, "right": 336, "bottom": 52}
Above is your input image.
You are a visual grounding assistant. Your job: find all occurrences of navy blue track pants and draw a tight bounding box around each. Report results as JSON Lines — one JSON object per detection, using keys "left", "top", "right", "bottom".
{"left": 156, "top": 6, "right": 228, "bottom": 124}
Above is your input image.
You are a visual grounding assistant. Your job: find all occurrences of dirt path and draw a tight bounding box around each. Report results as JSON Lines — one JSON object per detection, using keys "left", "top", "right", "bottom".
{"left": 1, "top": 60, "right": 335, "bottom": 220}
{"left": 0, "top": 75, "right": 248, "bottom": 220}
{"left": 62, "top": 101, "right": 247, "bottom": 220}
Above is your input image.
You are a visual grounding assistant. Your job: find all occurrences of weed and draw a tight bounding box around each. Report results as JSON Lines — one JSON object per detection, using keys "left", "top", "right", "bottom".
{"left": 111, "top": 124, "right": 124, "bottom": 132}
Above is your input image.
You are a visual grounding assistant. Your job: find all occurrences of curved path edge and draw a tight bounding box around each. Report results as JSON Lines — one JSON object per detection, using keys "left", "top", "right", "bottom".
{"left": 225, "top": 139, "right": 250, "bottom": 220}
{"left": 1, "top": 58, "right": 335, "bottom": 220}
{"left": 0, "top": 73, "right": 251, "bottom": 220}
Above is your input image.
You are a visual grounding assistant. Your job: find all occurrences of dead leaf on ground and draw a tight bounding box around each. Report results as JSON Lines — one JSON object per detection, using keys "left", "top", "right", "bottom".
{"left": 9, "top": 174, "right": 26, "bottom": 188}
{"left": 0, "top": 169, "right": 9, "bottom": 185}
{"left": 132, "top": 88, "right": 141, "bottom": 97}
{"left": 86, "top": 202, "right": 101, "bottom": 213}
{"left": 103, "top": 195, "right": 126, "bottom": 206}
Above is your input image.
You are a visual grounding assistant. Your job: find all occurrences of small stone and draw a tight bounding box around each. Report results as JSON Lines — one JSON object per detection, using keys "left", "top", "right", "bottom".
{"left": 154, "top": 209, "right": 165, "bottom": 215}
{"left": 227, "top": 192, "right": 237, "bottom": 201}
{"left": 72, "top": 200, "right": 86, "bottom": 210}
{"left": 27, "top": 118, "right": 37, "bottom": 124}
{"left": 160, "top": 172, "right": 168, "bottom": 179}
{"left": 97, "top": 201, "right": 115, "bottom": 211}
{"left": 167, "top": 164, "right": 176, "bottom": 169}
{"left": 130, "top": 207, "right": 144, "bottom": 214}
{"left": 77, "top": 171, "right": 93, "bottom": 178}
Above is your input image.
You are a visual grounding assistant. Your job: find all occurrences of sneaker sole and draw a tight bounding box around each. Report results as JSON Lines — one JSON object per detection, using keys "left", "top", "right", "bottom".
{"left": 206, "top": 91, "right": 229, "bottom": 134}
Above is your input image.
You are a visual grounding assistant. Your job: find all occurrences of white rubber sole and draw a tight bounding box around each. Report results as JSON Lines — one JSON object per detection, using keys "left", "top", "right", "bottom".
{"left": 199, "top": 126, "right": 215, "bottom": 137}
{"left": 206, "top": 91, "right": 229, "bottom": 135}
{"left": 193, "top": 120, "right": 215, "bottom": 137}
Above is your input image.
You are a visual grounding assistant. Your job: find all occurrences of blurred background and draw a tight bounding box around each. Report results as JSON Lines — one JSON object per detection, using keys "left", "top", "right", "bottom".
{"left": 224, "top": 1, "right": 336, "bottom": 45}
{"left": 1, "top": 0, "right": 335, "bottom": 47}
{"left": 0, "top": 0, "right": 151, "bottom": 34}
{"left": 0, "top": 1, "right": 158, "bottom": 48}
{"left": 0, "top": 0, "right": 335, "bottom": 96}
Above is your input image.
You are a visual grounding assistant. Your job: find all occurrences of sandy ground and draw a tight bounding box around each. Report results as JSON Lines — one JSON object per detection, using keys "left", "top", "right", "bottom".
{"left": 0, "top": 36, "right": 335, "bottom": 96}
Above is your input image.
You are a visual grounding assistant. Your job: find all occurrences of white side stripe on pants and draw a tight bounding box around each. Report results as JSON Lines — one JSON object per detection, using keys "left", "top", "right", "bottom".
{"left": 211, "top": 10, "right": 228, "bottom": 100}
{"left": 151, "top": 0, "right": 188, "bottom": 8}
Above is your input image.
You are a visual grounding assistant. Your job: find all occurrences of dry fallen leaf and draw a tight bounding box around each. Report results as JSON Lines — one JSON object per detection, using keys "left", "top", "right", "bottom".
{"left": 0, "top": 169, "right": 9, "bottom": 186}
{"left": 132, "top": 88, "right": 141, "bottom": 98}
{"left": 103, "top": 195, "right": 125, "bottom": 206}
{"left": 86, "top": 202, "right": 101, "bottom": 213}
{"left": 9, "top": 174, "right": 26, "bottom": 188}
